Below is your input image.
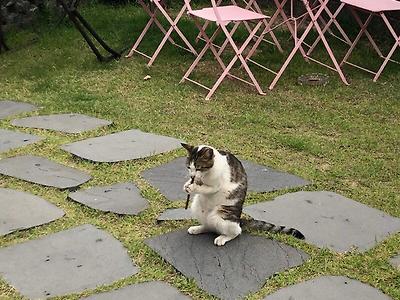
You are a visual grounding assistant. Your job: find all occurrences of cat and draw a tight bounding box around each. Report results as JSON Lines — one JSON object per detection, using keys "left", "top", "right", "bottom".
{"left": 182, "top": 143, "right": 304, "bottom": 246}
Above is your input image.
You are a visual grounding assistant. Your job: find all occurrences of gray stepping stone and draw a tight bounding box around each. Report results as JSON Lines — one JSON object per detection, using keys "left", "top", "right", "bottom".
{"left": 0, "top": 224, "right": 138, "bottom": 299}
{"left": 157, "top": 208, "right": 193, "bottom": 222}
{"left": 0, "top": 129, "right": 43, "bottom": 153}
{"left": 145, "top": 229, "right": 309, "bottom": 300}
{"left": 263, "top": 276, "right": 393, "bottom": 300}
{"left": 69, "top": 182, "right": 149, "bottom": 215}
{"left": 11, "top": 113, "right": 112, "bottom": 134}
{"left": 0, "top": 188, "right": 64, "bottom": 236}
{"left": 0, "top": 100, "right": 37, "bottom": 119}
{"left": 141, "top": 157, "right": 309, "bottom": 201}
{"left": 0, "top": 155, "right": 91, "bottom": 189}
{"left": 389, "top": 254, "right": 400, "bottom": 269}
{"left": 61, "top": 129, "right": 182, "bottom": 163}
{"left": 81, "top": 281, "right": 191, "bottom": 300}
{"left": 244, "top": 191, "right": 400, "bottom": 252}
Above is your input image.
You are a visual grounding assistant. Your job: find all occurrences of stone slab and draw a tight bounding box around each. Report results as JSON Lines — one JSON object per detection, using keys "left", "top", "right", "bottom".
{"left": 11, "top": 113, "right": 112, "bottom": 134}
{"left": 0, "top": 100, "right": 37, "bottom": 119}
{"left": 389, "top": 254, "right": 400, "bottom": 269}
{"left": 0, "top": 155, "right": 91, "bottom": 189}
{"left": 157, "top": 208, "right": 193, "bottom": 222}
{"left": 141, "top": 157, "right": 309, "bottom": 201}
{"left": 263, "top": 276, "right": 393, "bottom": 300}
{"left": 244, "top": 191, "right": 400, "bottom": 252}
{"left": 61, "top": 129, "right": 182, "bottom": 162}
{"left": 81, "top": 281, "right": 191, "bottom": 300}
{"left": 0, "top": 129, "right": 43, "bottom": 153}
{"left": 145, "top": 229, "right": 309, "bottom": 300}
{"left": 0, "top": 188, "right": 64, "bottom": 236}
{"left": 69, "top": 182, "right": 148, "bottom": 215}
{"left": 0, "top": 224, "right": 139, "bottom": 299}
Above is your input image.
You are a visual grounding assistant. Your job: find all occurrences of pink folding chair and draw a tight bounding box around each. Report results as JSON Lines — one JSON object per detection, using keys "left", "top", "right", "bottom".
{"left": 246, "top": 0, "right": 350, "bottom": 90}
{"left": 126, "top": 0, "right": 198, "bottom": 66}
{"left": 194, "top": 0, "right": 284, "bottom": 53}
{"left": 340, "top": 0, "right": 400, "bottom": 81}
{"left": 180, "top": 0, "right": 271, "bottom": 100}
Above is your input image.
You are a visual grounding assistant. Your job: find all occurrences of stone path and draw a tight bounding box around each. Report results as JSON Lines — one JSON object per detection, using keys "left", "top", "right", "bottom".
{"left": 157, "top": 208, "right": 193, "bottom": 222}
{"left": 263, "top": 276, "right": 393, "bottom": 300}
{"left": 81, "top": 281, "right": 191, "bottom": 300}
{"left": 0, "top": 155, "right": 91, "bottom": 189}
{"left": 145, "top": 229, "right": 309, "bottom": 300}
{"left": 0, "top": 128, "right": 43, "bottom": 153}
{"left": 11, "top": 113, "right": 112, "bottom": 133}
{"left": 142, "top": 157, "right": 309, "bottom": 201}
{"left": 0, "top": 102, "right": 397, "bottom": 299}
{"left": 390, "top": 254, "right": 400, "bottom": 269}
{"left": 69, "top": 182, "right": 149, "bottom": 215}
{"left": 0, "top": 188, "right": 64, "bottom": 236}
{"left": 0, "top": 100, "right": 37, "bottom": 119}
{"left": 0, "top": 224, "right": 138, "bottom": 299}
{"left": 243, "top": 191, "right": 400, "bottom": 252}
{"left": 61, "top": 129, "right": 182, "bottom": 162}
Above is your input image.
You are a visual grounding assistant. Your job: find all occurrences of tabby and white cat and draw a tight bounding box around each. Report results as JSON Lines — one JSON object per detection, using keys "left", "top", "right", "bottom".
{"left": 182, "top": 143, "right": 304, "bottom": 246}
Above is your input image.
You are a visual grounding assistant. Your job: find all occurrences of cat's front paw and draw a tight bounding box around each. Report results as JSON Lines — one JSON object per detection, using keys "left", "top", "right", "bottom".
{"left": 184, "top": 181, "right": 196, "bottom": 193}
{"left": 188, "top": 225, "right": 207, "bottom": 235}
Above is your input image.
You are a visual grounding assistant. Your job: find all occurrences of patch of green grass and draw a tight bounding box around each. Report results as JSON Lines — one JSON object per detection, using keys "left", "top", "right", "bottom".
{"left": 0, "top": 2, "right": 399, "bottom": 299}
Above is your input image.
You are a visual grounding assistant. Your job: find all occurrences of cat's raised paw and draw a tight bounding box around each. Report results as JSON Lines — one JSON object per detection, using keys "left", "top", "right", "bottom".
{"left": 214, "top": 235, "right": 230, "bottom": 246}
{"left": 188, "top": 225, "right": 207, "bottom": 235}
{"left": 183, "top": 181, "right": 196, "bottom": 193}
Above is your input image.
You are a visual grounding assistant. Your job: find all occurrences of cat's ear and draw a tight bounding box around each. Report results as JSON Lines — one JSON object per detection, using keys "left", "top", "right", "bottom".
{"left": 181, "top": 143, "right": 194, "bottom": 153}
{"left": 203, "top": 147, "right": 214, "bottom": 160}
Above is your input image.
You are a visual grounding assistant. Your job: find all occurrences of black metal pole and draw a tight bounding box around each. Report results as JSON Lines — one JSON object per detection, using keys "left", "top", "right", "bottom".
{"left": 0, "top": 13, "right": 9, "bottom": 52}
{"left": 57, "top": 0, "right": 121, "bottom": 62}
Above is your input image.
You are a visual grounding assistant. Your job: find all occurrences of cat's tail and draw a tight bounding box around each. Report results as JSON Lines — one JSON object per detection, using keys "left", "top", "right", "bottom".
{"left": 240, "top": 219, "right": 305, "bottom": 240}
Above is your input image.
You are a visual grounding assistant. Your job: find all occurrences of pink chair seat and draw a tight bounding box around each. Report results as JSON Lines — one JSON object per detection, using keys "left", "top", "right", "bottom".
{"left": 341, "top": 0, "right": 400, "bottom": 12}
{"left": 189, "top": 5, "right": 267, "bottom": 22}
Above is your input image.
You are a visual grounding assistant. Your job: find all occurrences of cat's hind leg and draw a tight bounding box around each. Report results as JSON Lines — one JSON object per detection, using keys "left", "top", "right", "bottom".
{"left": 208, "top": 213, "right": 242, "bottom": 246}
{"left": 214, "top": 222, "right": 241, "bottom": 246}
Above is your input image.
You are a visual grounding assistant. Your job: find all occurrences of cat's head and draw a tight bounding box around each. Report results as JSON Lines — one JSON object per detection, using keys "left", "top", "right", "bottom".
{"left": 181, "top": 143, "right": 214, "bottom": 178}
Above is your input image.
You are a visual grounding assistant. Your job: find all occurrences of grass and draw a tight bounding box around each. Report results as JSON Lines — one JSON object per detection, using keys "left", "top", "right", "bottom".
{"left": 0, "top": 2, "right": 399, "bottom": 299}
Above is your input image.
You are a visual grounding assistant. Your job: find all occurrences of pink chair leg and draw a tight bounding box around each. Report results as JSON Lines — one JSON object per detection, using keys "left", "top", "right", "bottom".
{"left": 206, "top": 22, "right": 265, "bottom": 100}
{"left": 126, "top": 0, "right": 176, "bottom": 58}
{"left": 340, "top": 10, "right": 373, "bottom": 67}
{"left": 181, "top": 26, "right": 224, "bottom": 84}
{"left": 269, "top": 0, "right": 349, "bottom": 90}
{"left": 374, "top": 13, "right": 400, "bottom": 81}
{"left": 307, "top": 2, "right": 350, "bottom": 56}
{"left": 147, "top": 1, "right": 198, "bottom": 66}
